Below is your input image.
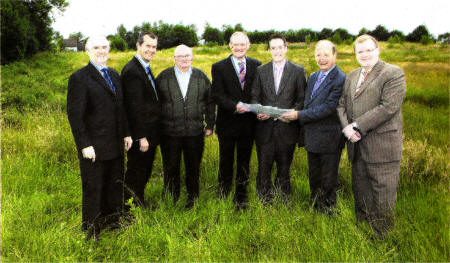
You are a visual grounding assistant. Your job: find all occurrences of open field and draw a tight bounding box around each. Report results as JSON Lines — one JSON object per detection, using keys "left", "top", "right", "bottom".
{"left": 1, "top": 42, "right": 449, "bottom": 261}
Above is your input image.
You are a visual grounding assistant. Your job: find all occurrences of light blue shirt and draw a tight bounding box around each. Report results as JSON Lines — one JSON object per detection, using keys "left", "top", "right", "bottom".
{"left": 90, "top": 61, "right": 107, "bottom": 77}
{"left": 135, "top": 54, "right": 158, "bottom": 100}
{"left": 231, "top": 56, "right": 246, "bottom": 78}
{"left": 317, "top": 65, "right": 336, "bottom": 81}
{"left": 174, "top": 66, "right": 192, "bottom": 100}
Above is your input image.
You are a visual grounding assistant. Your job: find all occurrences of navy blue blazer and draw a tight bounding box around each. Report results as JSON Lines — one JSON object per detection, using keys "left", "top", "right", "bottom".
{"left": 299, "top": 66, "right": 346, "bottom": 153}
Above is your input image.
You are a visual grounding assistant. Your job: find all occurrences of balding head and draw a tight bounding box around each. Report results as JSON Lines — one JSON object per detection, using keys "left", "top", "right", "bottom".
{"left": 315, "top": 40, "right": 336, "bottom": 55}
{"left": 85, "top": 35, "right": 110, "bottom": 66}
{"left": 174, "top": 44, "right": 193, "bottom": 72}
{"left": 314, "top": 40, "right": 337, "bottom": 72}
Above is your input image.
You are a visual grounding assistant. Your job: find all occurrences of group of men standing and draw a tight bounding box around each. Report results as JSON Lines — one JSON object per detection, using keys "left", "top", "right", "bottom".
{"left": 67, "top": 31, "right": 406, "bottom": 241}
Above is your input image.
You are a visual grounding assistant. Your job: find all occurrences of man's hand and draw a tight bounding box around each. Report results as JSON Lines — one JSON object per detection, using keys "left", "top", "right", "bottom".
{"left": 205, "top": 129, "right": 213, "bottom": 137}
{"left": 257, "top": 113, "right": 270, "bottom": 121}
{"left": 280, "top": 110, "right": 298, "bottom": 122}
{"left": 81, "top": 146, "right": 96, "bottom": 162}
{"left": 343, "top": 123, "right": 356, "bottom": 139}
{"left": 236, "top": 103, "right": 250, "bottom": 113}
{"left": 139, "top": 137, "right": 149, "bottom": 152}
{"left": 349, "top": 131, "right": 362, "bottom": 143}
{"left": 124, "top": 136, "right": 133, "bottom": 151}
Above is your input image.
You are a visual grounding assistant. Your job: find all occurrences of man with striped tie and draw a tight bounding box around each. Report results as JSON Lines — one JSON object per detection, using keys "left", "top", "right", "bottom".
{"left": 121, "top": 32, "right": 161, "bottom": 208}
{"left": 337, "top": 35, "right": 406, "bottom": 238}
{"left": 211, "top": 32, "right": 261, "bottom": 210}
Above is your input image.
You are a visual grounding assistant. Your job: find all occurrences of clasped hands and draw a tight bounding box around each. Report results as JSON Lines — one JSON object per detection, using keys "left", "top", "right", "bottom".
{"left": 81, "top": 136, "right": 133, "bottom": 162}
{"left": 343, "top": 123, "right": 361, "bottom": 143}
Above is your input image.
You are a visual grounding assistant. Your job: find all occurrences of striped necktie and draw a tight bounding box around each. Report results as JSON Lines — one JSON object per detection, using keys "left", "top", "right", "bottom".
{"left": 239, "top": 61, "right": 246, "bottom": 89}
{"left": 101, "top": 68, "right": 116, "bottom": 93}
{"left": 355, "top": 70, "right": 370, "bottom": 97}
{"left": 311, "top": 73, "right": 326, "bottom": 98}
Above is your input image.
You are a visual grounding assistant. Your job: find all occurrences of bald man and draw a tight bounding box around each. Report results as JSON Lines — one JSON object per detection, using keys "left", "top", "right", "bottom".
{"left": 67, "top": 36, "right": 132, "bottom": 240}
{"left": 156, "top": 45, "right": 215, "bottom": 209}
{"left": 282, "top": 40, "right": 345, "bottom": 214}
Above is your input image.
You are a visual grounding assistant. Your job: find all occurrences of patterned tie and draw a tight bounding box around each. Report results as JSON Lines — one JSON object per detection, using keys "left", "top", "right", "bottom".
{"left": 239, "top": 61, "right": 246, "bottom": 89}
{"left": 311, "top": 73, "right": 326, "bottom": 98}
{"left": 145, "top": 65, "right": 159, "bottom": 101}
{"left": 101, "top": 68, "right": 116, "bottom": 93}
{"left": 355, "top": 70, "right": 370, "bottom": 97}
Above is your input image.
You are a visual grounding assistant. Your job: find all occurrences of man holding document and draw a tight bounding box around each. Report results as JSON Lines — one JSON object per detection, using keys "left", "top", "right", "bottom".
{"left": 249, "top": 34, "right": 307, "bottom": 203}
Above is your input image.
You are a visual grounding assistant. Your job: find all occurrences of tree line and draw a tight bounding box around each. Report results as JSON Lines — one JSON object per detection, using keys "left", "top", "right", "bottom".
{"left": 1, "top": 0, "right": 449, "bottom": 64}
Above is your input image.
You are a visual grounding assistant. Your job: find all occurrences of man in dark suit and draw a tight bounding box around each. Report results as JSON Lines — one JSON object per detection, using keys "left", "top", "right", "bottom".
{"left": 211, "top": 32, "right": 261, "bottom": 210}
{"left": 337, "top": 35, "right": 406, "bottom": 237}
{"left": 67, "top": 36, "right": 132, "bottom": 240}
{"left": 156, "top": 45, "right": 215, "bottom": 209}
{"left": 281, "top": 40, "right": 345, "bottom": 214}
{"left": 250, "top": 34, "right": 307, "bottom": 203}
{"left": 121, "top": 32, "right": 160, "bottom": 208}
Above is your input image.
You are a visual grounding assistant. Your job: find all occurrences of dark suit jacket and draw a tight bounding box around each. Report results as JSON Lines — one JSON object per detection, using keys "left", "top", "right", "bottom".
{"left": 299, "top": 66, "right": 346, "bottom": 153}
{"left": 211, "top": 55, "right": 261, "bottom": 137}
{"left": 67, "top": 62, "right": 129, "bottom": 161}
{"left": 251, "top": 60, "right": 307, "bottom": 145}
{"left": 121, "top": 56, "right": 161, "bottom": 143}
{"left": 337, "top": 60, "right": 406, "bottom": 163}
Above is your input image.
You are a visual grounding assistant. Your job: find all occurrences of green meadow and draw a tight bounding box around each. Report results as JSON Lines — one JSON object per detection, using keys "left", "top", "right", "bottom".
{"left": 1, "top": 42, "right": 449, "bottom": 262}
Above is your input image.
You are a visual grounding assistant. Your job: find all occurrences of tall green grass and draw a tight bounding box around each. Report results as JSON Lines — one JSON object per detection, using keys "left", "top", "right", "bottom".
{"left": 1, "top": 43, "right": 449, "bottom": 261}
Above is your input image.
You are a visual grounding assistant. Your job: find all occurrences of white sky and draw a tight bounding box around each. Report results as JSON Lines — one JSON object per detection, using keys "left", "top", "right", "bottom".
{"left": 52, "top": 0, "right": 449, "bottom": 39}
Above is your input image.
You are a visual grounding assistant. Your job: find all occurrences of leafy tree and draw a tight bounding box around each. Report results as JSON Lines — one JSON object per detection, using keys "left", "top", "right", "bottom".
{"left": 222, "top": 25, "right": 235, "bottom": 44}
{"left": 437, "top": 32, "right": 450, "bottom": 43}
{"left": 333, "top": 28, "right": 354, "bottom": 41}
{"left": 1, "top": 0, "right": 68, "bottom": 64}
{"left": 358, "top": 27, "right": 370, "bottom": 36}
{"left": 202, "top": 24, "right": 223, "bottom": 45}
{"left": 319, "top": 28, "right": 333, "bottom": 40}
{"left": 331, "top": 32, "right": 343, "bottom": 44}
{"left": 370, "top": 25, "right": 390, "bottom": 41}
{"left": 407, "top": 25, "right": 432, "bottom": 42}
{"left": 109, "top": 36, "right": 128, "bottom": 51}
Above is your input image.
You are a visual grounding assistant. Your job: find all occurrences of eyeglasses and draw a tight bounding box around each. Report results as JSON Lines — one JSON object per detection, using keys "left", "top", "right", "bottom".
{"left": 356, "top": 48, "right": 377, "bottom": 55}
{"left": 175, "top": 55, "right": 192, "bottom": 59}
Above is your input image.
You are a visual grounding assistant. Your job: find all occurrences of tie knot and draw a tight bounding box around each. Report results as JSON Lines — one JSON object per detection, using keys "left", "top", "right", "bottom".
{"left": 101, "top": 68, "right": 108, "bottom": 74}
{"left": 239, "top": 61, "right": 245, "bottom": 68}
{"left": 145, "top": 65, "right": 151, "bottom": 74}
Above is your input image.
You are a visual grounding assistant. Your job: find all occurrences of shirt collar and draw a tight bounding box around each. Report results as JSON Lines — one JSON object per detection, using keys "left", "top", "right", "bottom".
{"left": 231, "top": 55, "right": 245, "bottom": 66}
{"left": 135, "top": 54, "right": 150, "bottom": 69}
{"left": 319, "top": 65, "right": 336, "bottom": 78}
{"left": 273, "top": 60, "right": 287, "bottom": 71}
{"left": 90, "top": 61, "right": 107, "bottom": 72}
{"left": 175, "top": 66, "right": 192, "bottom": 75}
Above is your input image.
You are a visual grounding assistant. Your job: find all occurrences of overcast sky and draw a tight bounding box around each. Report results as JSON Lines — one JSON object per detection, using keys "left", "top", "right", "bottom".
{"left": 52, "top": 0, "right": 449, "bottom": 39}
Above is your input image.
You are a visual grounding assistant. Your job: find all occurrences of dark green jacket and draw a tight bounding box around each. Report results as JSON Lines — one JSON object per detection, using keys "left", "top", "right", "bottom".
{"left": 156, "top": 67, "right": 215, "bottom": 137}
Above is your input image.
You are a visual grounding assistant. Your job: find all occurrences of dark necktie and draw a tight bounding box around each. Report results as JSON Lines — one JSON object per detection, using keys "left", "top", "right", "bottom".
{"left": 101, "top": 68, "right": 116, "bottom": 93}
{"left": 145, "top": 65, "right": 159, "bottom": 101}
{"left": 311, "top": 73, "right": 326, "bottom": 98}
{"left": 239, "top": 61, "right": 246, "bottom": 89}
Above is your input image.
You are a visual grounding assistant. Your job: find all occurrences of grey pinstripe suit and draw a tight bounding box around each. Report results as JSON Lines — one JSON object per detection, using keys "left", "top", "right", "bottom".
{"left": 337, "top": 59, "right": 406, "bottom": 236}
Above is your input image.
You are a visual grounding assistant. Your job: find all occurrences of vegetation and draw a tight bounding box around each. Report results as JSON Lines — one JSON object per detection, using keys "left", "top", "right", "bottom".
{"left": 1, "top": 43, "right": 449, "bottom": 262}
{"left": 0, "top": 0, "right": 68, "bottom": 64}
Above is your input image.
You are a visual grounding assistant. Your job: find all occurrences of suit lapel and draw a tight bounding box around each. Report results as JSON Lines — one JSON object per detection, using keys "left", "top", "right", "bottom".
{"left": 265, "top": 62, "right": 276, "bottom": 96}
{"left": 305, "top": 72, "right": 318, "bottom": 106}
{"left": 354, "top": 60, "right": 384, "bottom": 99}
{"left": 87, "top": 63, "right": 115, "bottom": 96}
{"left": 310, "top": 66, "right": 339, "bottom": 103}
{"left": 132, "top": 57, "right": 154, "bottom": 89}
{"left": 225, "top": 56, "right": 243, "bottom": 92}
{"left": 276, "top": 60, "right": 292, "bottom": 96}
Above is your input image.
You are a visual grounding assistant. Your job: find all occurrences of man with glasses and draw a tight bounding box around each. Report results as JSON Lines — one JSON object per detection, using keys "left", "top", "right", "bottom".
{"left": 121, "top": 32, "right": 161, "bottom": 208}
{"left": 337, "top": 34, "right": 406, "bottom": 238}
{"left": 211, "top": 32, "right": 261, "bottom": 210}
{"left": 156, "top": 45, "right": 215, "bottom": 209}
{"left": 250, "top": 34, "right": 307, "bottom": 204}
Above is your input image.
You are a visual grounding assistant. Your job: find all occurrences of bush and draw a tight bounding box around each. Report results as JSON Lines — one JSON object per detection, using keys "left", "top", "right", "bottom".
{"left": 110, "top": 36, "right": 128, "bottom": 51}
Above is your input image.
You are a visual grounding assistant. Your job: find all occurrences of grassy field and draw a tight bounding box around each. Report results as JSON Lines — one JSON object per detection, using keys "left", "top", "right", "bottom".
{"left": 1, "top": 42, "right": 449, "bottom": 262}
